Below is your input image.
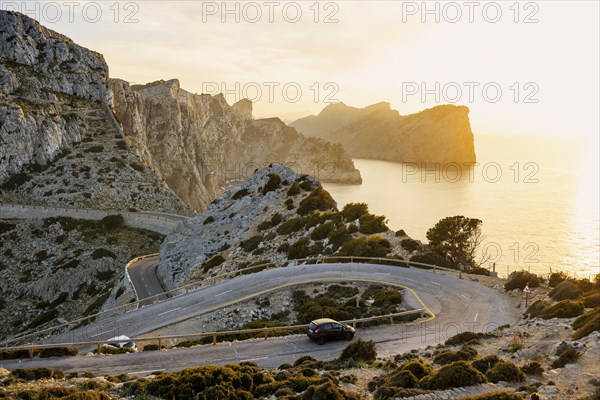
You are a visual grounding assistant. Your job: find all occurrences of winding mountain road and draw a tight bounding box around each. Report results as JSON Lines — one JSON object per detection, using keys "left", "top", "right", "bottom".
{"left": 127, "top": 255, "right": 167, "bottom": 305}
{"left": 0, "top": 263, "right": 518, "bottom": 375}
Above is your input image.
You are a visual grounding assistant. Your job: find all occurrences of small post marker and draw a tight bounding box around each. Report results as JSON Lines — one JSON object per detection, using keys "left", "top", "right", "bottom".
{"left": 523, "top": 282, "right": 532, "bottom": 308}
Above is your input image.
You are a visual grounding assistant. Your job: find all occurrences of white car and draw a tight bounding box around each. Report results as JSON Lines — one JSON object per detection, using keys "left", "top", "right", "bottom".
{"left": 102, "top": 335, "right": 137, "bottom": 351}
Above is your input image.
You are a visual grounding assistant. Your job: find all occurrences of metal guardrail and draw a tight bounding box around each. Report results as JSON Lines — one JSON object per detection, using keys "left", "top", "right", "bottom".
{"left": 1, "top": 256, "right": 458, "bottom": 347}
{"left": 0, "top": 308, "right": 428, "bottom": 353}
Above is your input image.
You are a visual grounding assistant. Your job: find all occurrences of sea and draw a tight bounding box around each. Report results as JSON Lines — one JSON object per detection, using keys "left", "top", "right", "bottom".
{"left": 323, "top": 134, "right": 600, "bottom": 279}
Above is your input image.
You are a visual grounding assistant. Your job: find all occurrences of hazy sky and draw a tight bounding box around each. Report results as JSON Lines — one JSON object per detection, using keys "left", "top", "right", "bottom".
{"left": 8, "top": 1, "right": 599, "bottom": 138}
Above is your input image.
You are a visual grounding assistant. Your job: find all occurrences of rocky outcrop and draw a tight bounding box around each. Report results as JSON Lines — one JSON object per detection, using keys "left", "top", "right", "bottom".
{"left": 157, "top": 164, "right": 408, "bottom": 290}
{"left": 110, "top": 79, "right": 362, "bottom": 211}
{"left": 290, "top": 102, "right": 477, "bottom": 164}
{"left": 0, "top": 11, "right": 190, "bottom": 214}
{"left": 0, "top": 216, "right": 163, "bottom": 341}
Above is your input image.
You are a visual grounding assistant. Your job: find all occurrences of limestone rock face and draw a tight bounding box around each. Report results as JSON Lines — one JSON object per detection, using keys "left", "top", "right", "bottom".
{"left": 110, "top": 79, "right": 362, "bottom": 211}
{"left": 157, "top": 164, "right": 408, "bottom": 290}
{"left": 0, "top": 11, "right": 189, "bottom": 214}
{"left": 291, "top": 102, "right": 477, "bottom": 164}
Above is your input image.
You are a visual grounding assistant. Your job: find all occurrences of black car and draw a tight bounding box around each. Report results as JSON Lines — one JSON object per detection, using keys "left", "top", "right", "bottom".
{"left": 307, "top": 318, "right": 355, "bottom": 345}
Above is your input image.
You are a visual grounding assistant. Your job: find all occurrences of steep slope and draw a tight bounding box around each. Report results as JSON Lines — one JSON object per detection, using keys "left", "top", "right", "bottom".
{"left": 158, "top": 164, "right": 410, "bottom": 290}
{"left": 0, "top": 11, "right": 189, "bottom": 214}
{"left": 291, "top": 103, "right": 477, "bottom": 164}
{"left": 110, "top": 79, "right": 362, "bottom": 211}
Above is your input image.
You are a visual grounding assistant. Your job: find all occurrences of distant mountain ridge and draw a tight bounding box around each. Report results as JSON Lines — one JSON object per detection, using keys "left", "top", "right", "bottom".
{"left": 110, "top": 79, "right": 362, "bottom": 211}
{"left": 290, "top": 102, "right": 476, "bottom": 164}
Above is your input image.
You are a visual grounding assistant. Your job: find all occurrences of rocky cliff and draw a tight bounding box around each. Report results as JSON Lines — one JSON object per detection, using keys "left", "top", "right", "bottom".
{"left": 110, "top": 79, "right": 362, "bottom": 211}
{"left": 157, "top": 164, "right": 410, "bottom": 290}
{"left": 0, "top": 11, "right": 189, "bottom": 214}
{"left": 291, "top": 102, "right": 477, "bottom": 164}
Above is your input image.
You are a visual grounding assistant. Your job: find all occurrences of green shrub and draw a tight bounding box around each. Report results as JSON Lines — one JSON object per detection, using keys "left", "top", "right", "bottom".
{"left": 525, "top": 300, "right": 550, "bottom": 318}
{"left": 93, "top": 346, "right": 135, "bottom": 355}
{"left": 287, "top": 182, "right": 301, "bottom": 196}
{"left": 462, "top": 393, "right": 525, "bottom": 400}
{"left": 297, "top": 187, "right": 337, "bottom": 215}
{"left": 341, "top": 203, "right": 369, "bottom": 221}
{"left": 301, "top": 381, "right": 346, "bottom": 400}
{"left": 548, "top": 271, "right": 569, "bottom": 287}
{"left": 485, "top": 361, "right": 525, "bottom": 383}
{"left": 521, "top": 361, "right": 544, "bottom": 375}
{"left": 99, "top": 215, "right": 124, "bottom": 231}
{"left": 339, "top": 339, "right": 377, "bottom": 363}
{"left": 572, "top": 307, "right": 600, "bottom": 339}
{"left": 0, "top": 349, "right": 40, "bottom": 360}
{"left": 409, "top": 252, "right": 455, "bottom": 269}
{"left": 143, "top": 344, "right": 161, "bottom": 351}
{"left": 549, "top": 280, "right": 583, "bottom": 301}
{"left": 433, "top": 347, "right": 478, "bottom": 365}
{"left": 372, "top": 289, "right": 402, "bottom": 307}
{"left": 12, "top": 367, "right": 65, "bottom": 381}
{"left": 388, "top": 370, "right": 418, "bottom": 388}
{"left": 91, "top": 248, "right": 117, "bottom": 260}
{"left": 262, "top": 174, "right": 281, "bottom": 194}
{"left": 271, "top": 213, "right": 283, "bottom": 225}
{"left": 287, "top": 237, "right": 313, "bottom": 260}
{"left": 400, "top": 239, "right": 420, "bottom": 252}
{"left": 257, "top": 220, "right": 272, "bottom": 231}
{"left": 277, "top": 217, "right": 307, "bottom": 235}
{"left": 373, "top": 386, "right": 422, "bottom": 400}
{"left": 232, "top": 188, "right": 249, "bottom": 200}
{"left": 358, "top": 213, "right": 388, "bottom": 234}
{"left": 471, "top": 355, "right": 501, "bottom": 374}
{"left": 294, "top": 355, "right": 318, "bottom": 367}
{"left": 1, "top": 172, "right": 30, "bottom": 190}
{"left": 338, "top": 236, "right": 390, "bottom": 258}
{"left": 310, "top": 222, "right": 336, "bottom": 241}
{"left": 399, "top": 360, "right": 433, "bottom": 380}
{"left": 39, "top": 347, "right": 78, "bottom": 358}
{"left": 419, "top": 361, "right": 486, "bottom": 390}
{"left": 504, "top": 271, "right": 542, "bottom": 291}
{"left": 551, "top": 348, "right": 580, "bottom": 368}
{"left": 203, "top": 216, "right": 215, "bottom": 225}
{"left": 445, "top": 331, "right": 496, "bottom": 346}
{"left": 241, "top": 235, "right": 262, "bottom": 252}
{"left": 203, "top": 254, "right": 225, "bottom": 272}
{"left": 581, "top": 292, "right": 600, "bottom": 308}
{"left": 540, "top": 300, "right": 584, "bottom": 319}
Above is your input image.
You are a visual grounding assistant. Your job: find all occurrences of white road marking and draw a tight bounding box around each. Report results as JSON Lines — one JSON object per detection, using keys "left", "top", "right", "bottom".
{"left": 240, "top": 356, "right": 269, "bottom": 362}
{"left": 460, "top": 293, "right": 470, "bottom": 300}
{"left": 474, "top": 313, "right": 478, "bottom": 322}
{"left": 89, "top": 329, "right": 114, "bottom": 338}
{"left": 431, "top": 282, "right": 441, "bottom": 286}
{"left": 215, "top": 289, "right": 233, "bottom": 297}
{"left": 269, "top": 277, "right": 285, "bottom": 281}
{"left": 129, "top": 369, "right": 166, "bottom": 375}
{"left": 157, "top": 307, "right": 182, "bottom": 316}
{"left": 375, "top": 272, "right": 391, "bottom": 276}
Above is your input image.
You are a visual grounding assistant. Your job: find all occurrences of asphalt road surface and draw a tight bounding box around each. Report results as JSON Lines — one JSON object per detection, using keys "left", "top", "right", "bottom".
{"left": 127, "top": 255, "right": 167, "bottom": 306}
{"left": 1, "top": 263, "right": 518, "bottom": 375}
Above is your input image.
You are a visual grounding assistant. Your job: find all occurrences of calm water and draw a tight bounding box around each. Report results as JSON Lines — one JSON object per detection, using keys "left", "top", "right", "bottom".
{"left": 324, "top": 135, "right": 599, "bottom": 278}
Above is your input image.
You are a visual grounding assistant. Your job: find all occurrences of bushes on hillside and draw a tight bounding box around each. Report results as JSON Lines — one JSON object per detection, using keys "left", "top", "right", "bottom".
{"left": 521, "top": 361, "right": 544, "bottom": 376}
{"left": 0, "top": 349, "right": 40, "bottom": 360}
{"left": 203, "top": 254, "right": 225, "bottom": 272}
{"left": 297, "top": 187, "right": 337, "bottom": 215}
{"left": 526, "top": 299, "right": 584, "bottom": 319}
{"left": 549, "top": 280, "right": 582, "bottom": 301}
{"left": 471, "top": 355, "right": 501, "bottom": 374}
{"left": 419, "top": 361, "right": 486, "bottom": 390}
{"left": 39, "top": 347, "right": 78, "bottom": 358}
{"left": 277, "top": 217, "right": 307, "bottom": 235}
{"left": 445, "top": 332, "right": 496, "bottom": 346}
{"left": 262, "top": 174, "right": 281, "bottom": 194}
{"left": 358, "top": 213, "right": 388, "bottom": 234}
{"left": 551, "top": 348, "right": 580, "bottom": 369}
{"left": 504, "top": 271, "right": 542, "bottom": 291}
{"left": 409, "top": 252, "right": 455, "bottom": 269}
{"left": 400, "top": 238, "right": 420, "bottom": 252}
{"left": 341, "top": 203, "right": 369, "bottom": 221}
{"left": 241, "top": 235, "right": 262, "bottom": 252}
{"left": 581, "top": 292, "right": 600, "bottom": 308}
{"left": 485, "top": 361, "right": 524, "bottom": 383}
{"left": 339, "top": 339, "right": 377, "bottom": 363}
{"left": 338, "top": 236, "right": 391, "bottom": 258}
{"left": 572, "top": 307, "right": 600, "bottom": 339}
{"left": 433, "top": 347, "right": 478, "bottom": 365}
{"left": 399, "top": 360, "right": 433, "bottom": 380}
{"left": 12, "top": 367, "right": 65, "bottom": 381}
{"left": 232, "top": 188, "right": 249, "bottom": 200}
{"left": 99, "top": 214, "right": 124, "bottom": 231}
